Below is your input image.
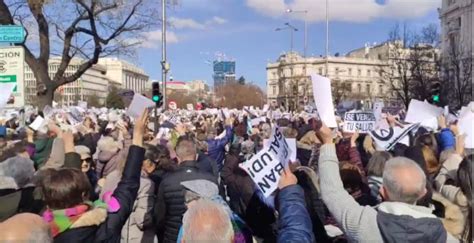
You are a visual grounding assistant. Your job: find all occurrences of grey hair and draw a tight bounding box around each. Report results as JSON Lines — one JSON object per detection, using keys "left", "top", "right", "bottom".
{"left": 175, "top": 138, "right": 197, "bottom": 160}
{"left": 28, "top": 227, "right": 52, "bottom": 243}
{"left": 182, "top": 199, "right": 234, "bottom": 242}
{"left": 0, "top": 156, "right": 35, "bottom": 188}
{"left": 382, "top": 157, "right": 426, "bottom": 204}
{"left": 367, "top": 151, "right": 392, "bottom": 177}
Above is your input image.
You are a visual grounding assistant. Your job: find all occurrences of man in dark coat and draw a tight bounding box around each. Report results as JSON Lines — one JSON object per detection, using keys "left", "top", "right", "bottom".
{"left": 206, "top": 118, "right": 234, "bottom": 172}
{"left": 154, "top": 135, "right": 218, "bottom": 243}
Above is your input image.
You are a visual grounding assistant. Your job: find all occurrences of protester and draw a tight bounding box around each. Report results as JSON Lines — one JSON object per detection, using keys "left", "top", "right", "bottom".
{"left": 0, "top": 213, "right": 52, "bottom": 242}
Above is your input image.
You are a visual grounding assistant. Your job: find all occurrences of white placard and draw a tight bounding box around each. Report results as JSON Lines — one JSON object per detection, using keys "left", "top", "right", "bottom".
{"left": 240, "top": 127, "right": 292, "bottom": 197}
{"left": 126, "top": 93, "right": 155, "bottom": 119}
{"left": 311, "top": 74, "right": 337, "bottom": 127}
{"left": 458, "top": 111, "right": 474, "bottom": 149}
{"left": 263, "top": 104, "right": 270, "bottom": 112}
{"left": 78, "top": 101, "right": 88, "bottom": 110}
{"left": 186, "top": 103, "right": 194, "bottom": 111}
{"left": 343, "top": 111, "right": 376, "bottom": 133}
{"left": 370, "top": 123, "right": 419, "bottom": 151}
{"left": 29, "top": 115, "right": 46, "bottom": 131}
{"left": 0, "top": 83, "right": 16, "bottom": 110}
{"left": 405, "top": 99, "right": 443, "bottom": 130}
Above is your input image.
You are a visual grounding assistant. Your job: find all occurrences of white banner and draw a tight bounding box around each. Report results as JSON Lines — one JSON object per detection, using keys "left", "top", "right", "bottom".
{"left": 370, "top": 123, "right": 419, "bottom": 151}
{"left": 343, "top": 111, "right": 376, "bottom": 133}
{"left": 240, "top": 126, "right": 292, "bottom": 197}
{"left": 405, "top": 99, "right": 443, "bottom": 130}
{"left": 311, "top": 74, "right": 337, "bottom": 127}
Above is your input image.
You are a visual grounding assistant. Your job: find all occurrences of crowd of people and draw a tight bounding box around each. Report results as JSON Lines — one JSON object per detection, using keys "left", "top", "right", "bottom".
{"left": 0, "top": 103, "right": 471, "bottom": 243}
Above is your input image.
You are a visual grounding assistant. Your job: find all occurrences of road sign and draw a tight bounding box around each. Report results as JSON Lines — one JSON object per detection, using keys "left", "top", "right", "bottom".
{"left": 0, "top": 47, "right": 25, "bottom": 108}
{"left": 0, "top": 25, "right": 25, "bottom": 43}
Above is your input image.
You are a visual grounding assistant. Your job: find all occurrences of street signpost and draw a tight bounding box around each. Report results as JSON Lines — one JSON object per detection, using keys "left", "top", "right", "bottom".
{"left": 0, "top": 25, "right": 25, "bottom": 44}
{"left": 0, "top": 47, "right": 25, "bottom": 108}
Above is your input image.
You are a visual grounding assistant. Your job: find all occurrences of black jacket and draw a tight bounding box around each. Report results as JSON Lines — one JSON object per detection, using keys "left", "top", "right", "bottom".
{"left": 54, "top": 145, "right": 145, "bottom": 243}
{"left": 154, "top": 160, "right": 217, "bottom": 243}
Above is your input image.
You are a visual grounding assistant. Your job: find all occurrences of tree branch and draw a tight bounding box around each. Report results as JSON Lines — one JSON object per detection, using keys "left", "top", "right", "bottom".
{"left": 27, "top": 0, "right": 49, "bottom": 64}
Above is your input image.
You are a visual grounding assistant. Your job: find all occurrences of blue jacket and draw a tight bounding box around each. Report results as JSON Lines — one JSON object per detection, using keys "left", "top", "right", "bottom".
{"left": 207, "top": 126, "right": 233, "bottom": 171}
{"left": 277, "top": 185, "right": 314, "bottom": 243}
{"left": 438, "top": 128, "right": 455, "bottom": 151}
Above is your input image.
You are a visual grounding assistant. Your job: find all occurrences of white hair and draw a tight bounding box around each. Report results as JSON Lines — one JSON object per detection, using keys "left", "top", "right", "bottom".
{"left": 382, "top": 157, "right": 426, "bottom": 204}
{"left": 182, "top": 199, "right": 234, "bottom": 242}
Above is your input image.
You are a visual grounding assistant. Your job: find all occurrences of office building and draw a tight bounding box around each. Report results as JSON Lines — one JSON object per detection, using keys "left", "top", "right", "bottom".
{"left": 213, "top": 60, "right": 236, "bottom": 87}
{"left": 98, "top": 58, "right": 149, "bottom": 94}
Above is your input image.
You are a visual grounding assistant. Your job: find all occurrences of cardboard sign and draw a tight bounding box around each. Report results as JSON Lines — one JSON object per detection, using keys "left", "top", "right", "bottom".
{"left": 311, "top": 74, "right": 337, "bottom": 127}
{"left": 127, "top": 93, "right": 155, "bottom": 119}
{"left": 370, "top": 123, "right": 419, "bottom": 151}
{"left": 240, "top": 127, "right": 292, "bottom": 197}
{"left": 343, "top": 111, "right": 376, "bottom": 133}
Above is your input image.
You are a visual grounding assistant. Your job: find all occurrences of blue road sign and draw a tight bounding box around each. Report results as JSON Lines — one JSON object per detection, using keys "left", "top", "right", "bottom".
{"left": 0, "top": 25, "right": 25, "bottom": 44}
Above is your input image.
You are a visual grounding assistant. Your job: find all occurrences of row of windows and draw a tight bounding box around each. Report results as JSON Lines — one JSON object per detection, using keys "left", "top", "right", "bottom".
{"left": 271, "top": 83, "right": 385, "bottom": 95}
{"left": 125, "top": 75, "right": 148, "bottom": 93}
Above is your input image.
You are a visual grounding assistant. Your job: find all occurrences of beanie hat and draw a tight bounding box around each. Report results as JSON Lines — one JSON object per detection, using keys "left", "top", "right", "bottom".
{"left": 97, "top": 136, "right": 122, "bottom": 154}
{"left": 75, "top": 145, "right": 91, "bottom": 160}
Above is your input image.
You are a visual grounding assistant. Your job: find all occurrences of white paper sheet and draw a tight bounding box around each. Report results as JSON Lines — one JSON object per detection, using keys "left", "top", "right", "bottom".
{"left": 405, "top": 99, "right": 443, "bottom": 130}
{"left": 126, "top": 93, "right": 155, "bottom": 119}
{"left": 0, "top": 83, "right": 16, "bottom": 110}
{"left": 29, "top": 116, "right": 45, "bottom": 131}
{"left": 311, "top": 74, "right": 337, "bottom": 127}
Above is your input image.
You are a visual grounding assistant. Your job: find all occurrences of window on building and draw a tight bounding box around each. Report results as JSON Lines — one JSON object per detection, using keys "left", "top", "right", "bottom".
{"left": 378, "top": 54, "right": 382, "bottom": 59}
{"left": 358, "top": 69, "right": 362, "bottom": 76}
{"left": 348, "top": 68, "right": 352, "bottom": 75}
{"left": 367, "top": 70, "right": 371, "bottom": 77}
{"left": 272, "top": 85, "right": 276, "bottom": 95}
{"left": 335, "top": 67, "right": 339, "bottom": 76}
{"left": 366, "top": 84, "right": 371, "bottom": 93}
{"left": 319, "top": 68, "right": 323, "bottom": 75}
{"left": 379, "top": 85, "right": 383, "bottom": 94}
{"left": 357, "top": 83, "right": 361, "bottom": 93}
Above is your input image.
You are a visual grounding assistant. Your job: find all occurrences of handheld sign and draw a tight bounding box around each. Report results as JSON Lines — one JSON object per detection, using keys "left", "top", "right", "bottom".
{"left": 311, "top": 74, "right": 337, "bottom": 127}
{"left": 239, "top": 126, "right": 292, "bottom": 197}
{"left": 370, "top": 123, "right": 419, "bottom": 151}
{"left": 343, "top": 111, "right": 376, "bottom": 133}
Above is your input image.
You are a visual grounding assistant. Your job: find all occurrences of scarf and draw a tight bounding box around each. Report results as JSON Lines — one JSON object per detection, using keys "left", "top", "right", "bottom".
{"left": 43, "top": 192, "right": 120, "bottom": 237}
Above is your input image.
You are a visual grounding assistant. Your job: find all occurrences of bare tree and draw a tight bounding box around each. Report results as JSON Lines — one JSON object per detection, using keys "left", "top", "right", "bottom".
{"left": 0, "top": 0, "right": 158, "bottom": 109}
{"left": 441, "top": 40, "right": 473, "bottom": 109}
{"left": 379, "top": 23, "right": 440, "bottom": 109}
{"left": 215, "top": 81, "right": 265, "bottom": 109}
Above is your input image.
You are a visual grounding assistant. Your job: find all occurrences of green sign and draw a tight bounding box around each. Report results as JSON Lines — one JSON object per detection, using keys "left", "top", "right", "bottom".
{"left": 0, "top": 75, "right": 17, "bottom": 92}
{"left": 0, "top": 25, "right": 25, "bottom": 43}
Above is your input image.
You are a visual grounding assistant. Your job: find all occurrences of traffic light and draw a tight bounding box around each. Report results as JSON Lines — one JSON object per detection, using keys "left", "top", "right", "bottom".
{"left": 430, "top": 82, "right": 441, "bottom": 104}
{"left": 152, "top": 82, "right": 163, "bottom": 107}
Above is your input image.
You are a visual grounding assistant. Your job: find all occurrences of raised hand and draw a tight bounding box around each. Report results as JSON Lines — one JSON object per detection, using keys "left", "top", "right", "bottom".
{"left": 438, "top": 115, "right": 447, "bottom": 129}
{"left": 278, "top": 167, "right": 297, "bottom": 190}
{"left": 317, "top": 122, "right": 333, "bottom": 145}
{"left": 133, "top": 109, "right": 149, "bottom": 147}
{"left": 350, "top": 131, "right": 360, "bottom": 147}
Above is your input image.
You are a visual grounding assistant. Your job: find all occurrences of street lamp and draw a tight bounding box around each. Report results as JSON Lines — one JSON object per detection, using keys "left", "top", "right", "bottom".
{"left": 286, "top": 9, "right": 308, "bottom": 58}
{"left": 275, "top": 22, "right": 298, "bottom": 53}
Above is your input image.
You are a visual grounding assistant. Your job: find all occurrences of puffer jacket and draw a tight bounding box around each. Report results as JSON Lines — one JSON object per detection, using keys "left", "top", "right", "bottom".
{"left": 277, "top": 184, "right": 315, "bottom": 243}
{"left": 95, "top": 135, "right": 132, "bottom": 178}
{"left": 52, "top": 145, "right": 145, "bottom": 243}
{"left": 101, "top": 170, "right": 156, "bottom": 243}
{"left": 154, "top": 160, "right": 217, "bottom": 243}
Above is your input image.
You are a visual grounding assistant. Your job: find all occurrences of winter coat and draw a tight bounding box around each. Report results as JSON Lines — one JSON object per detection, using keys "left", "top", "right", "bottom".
{"left": 432, "top": 193, "right": 466, "bottom": 239}
{"left": 221, "top": 153, "right": 255, "bottom": 212}
{"left": 207, "top": 126, "right": 233, "bottom": 171}
{"left": 32, "top": 137, "right": 54, "bottom": 169}
{"left": 196, "top": 152, "right": 219, "bottom": 179}
{"left": 53, "top": 145, "right": 145, "bottom": 243}
{"left": 277, "top": 184, "right": 315, "bottom": 243}
{"left": 318, "top": 144, "right": 458, "bottom": 243}
{"left": 154, "top": 160, "right": 218, "bottom": 243}
{"left": 41, "top": 137, "right": 65, "bottom": 170}
{"left": 0, "top": 177, "right": 21, "bottom": 221}
{"left": 438, "top": 128, "right": 456, "bottom": 151}
{"left": 101, "top": 170, "right": 156, "bottom": 243}
{"left": 96, "top": 135, "right": 132, "bottom": 178}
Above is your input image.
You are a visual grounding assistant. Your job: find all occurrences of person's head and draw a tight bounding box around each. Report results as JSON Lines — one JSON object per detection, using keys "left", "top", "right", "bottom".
{"left": 458, "top": 154, "right": 472, "bottom": 242}
{"left": 175, "top": 135, "right": 197, "bottom": 163}
{"left": 0, "top": 213, "right": 52, "bottom": 243}
{"left": 142, "top": 144, "right": 174, "bottom": 174}
{"left": 41, "top": 168, "right": 91, "bottom": 209}
{"left": 381, "top": 157, "right": 427, "bottom": 204}
{"left": 367, "top": 151, "right": 392, "bottom": 177}
{"left": 181, "top": 198, "right": 234, "bottom": 243}
{"left": 0, "top": 155, "right": 35, "bottom": 188}
{"left": 340, "top": 163, "right": 364, "bottom": 194}
{"left": 421, "top": 145, "right": 440, "bottom": 175}
{"left": 0, "top": 140, "right": 30, "bottom": 162}
{"left": 75, "top": 145, "right": 93, "bottom": 173}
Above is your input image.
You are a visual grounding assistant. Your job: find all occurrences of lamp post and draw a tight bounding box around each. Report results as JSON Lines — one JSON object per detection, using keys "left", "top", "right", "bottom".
{"left": 275, "top": 22, "right": 298, "bottom": 53}
{"left": 286, "top": 9, "right": 308, "bottom": 58}
{"left": 325, "top": 0, "right": 329, "bottom": 77}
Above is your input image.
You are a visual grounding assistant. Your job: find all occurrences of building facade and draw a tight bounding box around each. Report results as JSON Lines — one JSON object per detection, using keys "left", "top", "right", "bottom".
{"left": 213, "top": 60, "right": 236, "bottom": 87}
{"left": 98, "top": 58, "right": 149, "bottom": 94}
{"left": 24, "top": 58, "right": 110, "bottom": 106}
{"left": 266, "top": 51, "right": 387, "bottom": 110}
{"left": 439, "top": 0, "right": 473, "bottom": 89}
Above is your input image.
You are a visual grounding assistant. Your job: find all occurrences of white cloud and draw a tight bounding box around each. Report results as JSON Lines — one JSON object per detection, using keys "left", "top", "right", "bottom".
{"left": 246, "top": 0, "right": 439, "bottom": 23}
{"left": 138, "top": 30, "right": 180, "bottom": 49}
{"left": 169, "top": 16, "right": 228, "bottom": 30}
{"left": 169, "top": 17, "right": 206, "bottom": 30}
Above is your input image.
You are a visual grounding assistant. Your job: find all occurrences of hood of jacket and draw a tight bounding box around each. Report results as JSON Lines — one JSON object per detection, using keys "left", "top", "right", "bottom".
{"left": 376, "top": 202, "right": 448, "bottom": 243}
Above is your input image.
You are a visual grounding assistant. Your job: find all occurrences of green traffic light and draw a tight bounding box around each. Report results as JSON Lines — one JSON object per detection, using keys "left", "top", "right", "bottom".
{"left": 433, "top": 95, "right": 440, "bottom": 102}
{"left": 152, "top": 95, "right": 160, "bottom": 102}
